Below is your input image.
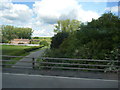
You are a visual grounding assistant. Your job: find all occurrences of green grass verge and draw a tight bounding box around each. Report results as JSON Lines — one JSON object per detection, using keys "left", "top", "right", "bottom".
{"left": 1, "top": 45, "right": 44, "bottom": 67}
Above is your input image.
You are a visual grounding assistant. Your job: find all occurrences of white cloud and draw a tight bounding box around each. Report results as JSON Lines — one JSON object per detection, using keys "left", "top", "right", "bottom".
{"left": 31, "top": 22, "right": 55, "bottom": 37}
{"left": 0, "top": 1, "right": 33, "bottom": 24}
{"left": 105, "top": 6, "right": 120, "bottom": 12}
{"left": 33, "top": 0, "right": 99, "bottom": 23}
{"left": 0, "top": 0, "right": 100, "bottom": 37}
{"left": 33, "top": 28, "right": 54, "bottom": 37}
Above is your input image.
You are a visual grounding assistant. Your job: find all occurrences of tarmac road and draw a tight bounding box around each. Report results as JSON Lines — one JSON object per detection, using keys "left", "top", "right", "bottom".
{"left": 12, "top": 47, "right": 46, "bottom": 68}
{"left": 2, "top": 73, "right": 119, "bottom": 88}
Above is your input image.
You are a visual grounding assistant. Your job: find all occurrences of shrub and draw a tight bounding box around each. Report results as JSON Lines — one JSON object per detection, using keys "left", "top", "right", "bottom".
{"left": 18, "top": 43, "right": 24, "bottom": 44}
{"left": 24, "top": 45, "right": 44, "bottom": 52}
{"left": 50, "top": 32, "right": 69, "bottom": 49}
{"left": 39, "top": 40, "right": 49, "bottom": 46}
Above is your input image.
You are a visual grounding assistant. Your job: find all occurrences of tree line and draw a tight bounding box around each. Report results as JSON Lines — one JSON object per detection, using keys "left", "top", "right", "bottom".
{"left": 1, "top": 25, "right": 33, "bottom": 43}
{"left": 45, "top": 12, "right": 120, "bottom": 60}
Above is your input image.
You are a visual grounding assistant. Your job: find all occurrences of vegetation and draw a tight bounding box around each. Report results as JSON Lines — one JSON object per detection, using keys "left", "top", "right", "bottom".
{"left": 2, "top": 45, "right": 31, "bottom": 56}
{"left": 31, "top": 37, "right": 51, "bottom": 46}
{"left": 1, "top": 45, "right": 44, "bottom": 67}
{"left": 32, "top": 37, "right": 51, "bottom": 39}
{"left": 51, "top": 32, "right": 69, "bottom": 49}
{"left": 43, "top": 13, "right": 120, "bottom": 72}
{"left": 45, "top": 13, "right": 120, "bottom": 60}
{"left": 24, "top": 45, "right": 44, "bottom": 52}
{"left": 54, "top": 19, "right": 80, "bottom": 33}
{"left": 1, "top": 25, "right": 33, "bottom": 43}
{"left": 2, "top": 45, "right": 43, "bottom": 56}
{"left": 39, "top": 40, "right": 49, "bottom": 47}
{"left": 50, "top": 19, "right": 80, "bottom": 49}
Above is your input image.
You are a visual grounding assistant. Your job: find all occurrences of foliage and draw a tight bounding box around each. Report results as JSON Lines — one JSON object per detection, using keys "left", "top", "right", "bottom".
{"left": 31, "top": 37, "right": 51, "bottom": 44}
{"left": 33, "top": 37, "right": 40, "bottom": 39}
{"left": 40, "top": 13, "right": 120, "bottom": 72}
{"left": 39, "top": 40, "right": 49, "bottom": 46}
{"left": 2, "top": 45, "right": 29, "bottom": 56}
{"left": 104, "top": 60, "right": 118, "bottom": 73}
{"left": 1, "top": 45, "right": 43, "bottom": 56}
{"left": 50, "top": 32, "right": 69, "bottom": 49}
{"left": 54, "top": 19, "right": 80, "bottom": 33}
{"left": 46, "top": 13, "right": 120, "bottom": 60}
{"left": 1, "top": 25, "right": 33, "bottom": 43}
{"left": 1, "top": 45, "right": 44, "bottom": 68}
{"left": 24, "top": 45, "right": 44, "bottom": 52}
{"left": 51, "top": 19, "right": 80, "bottom": 49}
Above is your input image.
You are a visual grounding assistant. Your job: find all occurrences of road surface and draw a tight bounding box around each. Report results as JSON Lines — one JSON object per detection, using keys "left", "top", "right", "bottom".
{"left": 12, "top": 47, "right": 46, "bottom": 68}
{"left": 2, "top": 73, "right": 119, "bottom": 88}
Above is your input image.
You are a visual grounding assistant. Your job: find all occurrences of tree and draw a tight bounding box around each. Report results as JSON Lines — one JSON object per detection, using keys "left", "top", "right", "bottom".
{"left": 47, "top": 12, "right": 120, "bottom": 60}
{"left": 39, "top": 40, "right": 49, "bottom": 46}
{"left": 33, "top": 37, "right": 39, "bottom": 39}
{"left": 54, "top": 19, "right": 80, "bottom": 33}
{"left": 1, "top": 25, "right": 17, "bottom": 42}
{"left": 1, "top": 25, "right": 33, "bottom": 43}
{"left": 50, "top": 19, "right": 80, "bottom": 49}
{"left": 14, "top": 27, "right": 33, "bottom": 39}
{"left": 71, "top": 12, "right": 120, "bottom": 59}
{"left": 51, "top": 32, "right": 69, "bottom": 49}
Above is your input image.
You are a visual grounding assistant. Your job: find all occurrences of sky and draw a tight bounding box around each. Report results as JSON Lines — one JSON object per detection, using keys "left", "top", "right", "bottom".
{"left": 0, "top": 0, "right": 119, "bottom": 37}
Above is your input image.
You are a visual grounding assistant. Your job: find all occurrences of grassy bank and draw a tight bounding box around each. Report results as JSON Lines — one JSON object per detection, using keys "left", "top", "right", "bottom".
{"left": 2, "top": 45, "right": 43, "bottom": 55}
{"left": 1, "top": 45, "right": 44, "bottom": 67}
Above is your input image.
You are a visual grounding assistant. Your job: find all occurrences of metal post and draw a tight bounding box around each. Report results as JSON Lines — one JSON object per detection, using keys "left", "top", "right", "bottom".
{"left": 32, "top": 58, "right": 35, "bottom": 69}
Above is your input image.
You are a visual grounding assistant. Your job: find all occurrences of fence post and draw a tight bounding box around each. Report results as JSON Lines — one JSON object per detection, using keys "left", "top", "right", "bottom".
{"left": 32, "top": 58, "right": 35, "bottom": 69}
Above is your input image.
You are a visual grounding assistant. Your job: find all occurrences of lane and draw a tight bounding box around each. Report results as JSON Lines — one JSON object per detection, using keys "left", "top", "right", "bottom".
{"left": 12, "top": 47, "right": 46, "bottom": 68}
{"left": 2, "top": 73, "right": 119, "bottom": 88}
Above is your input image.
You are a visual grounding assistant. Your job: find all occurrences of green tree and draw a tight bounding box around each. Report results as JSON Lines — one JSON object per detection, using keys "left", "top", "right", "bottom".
{"left": 50, "top": 19, "right": 80, "bottom": 49}
{"left": 33, "top": 37, "right": 39, "bottom": 39}
{"left": 46, "top": 12, "right": 120, "bottom": 60}
{"left": 54, "top": 19, "right": 80, "bottom": 33}
{"left": 51, "top": 32, "right": 69, "bottom": 49}
{"left": 39, "top": 40, "right": 49, "bottom": 46}
{"left": 1, "top": 25, "right": 33, "bottom": 43}
{"left": 1, "top": 25, "right": 17, "bottom": 42}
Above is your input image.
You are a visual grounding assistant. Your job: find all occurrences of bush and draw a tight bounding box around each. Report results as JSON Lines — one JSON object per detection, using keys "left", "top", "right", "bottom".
{"left": 44, "top": 13, "right": 120, "bottom": 61}
{"left": 39, "top": 40, "right": 49, "bottom": 46}
{"left": 33, "top": 37, "right": 39, "bottom": 39}
{"left": 50, "top": 32, "right": 69, "bottom": 49}
{"left": 24, "top": 45, "right": 44, "bottom": 52}
{"left": 18, "top": 43, "right": 24, "bottom": 44}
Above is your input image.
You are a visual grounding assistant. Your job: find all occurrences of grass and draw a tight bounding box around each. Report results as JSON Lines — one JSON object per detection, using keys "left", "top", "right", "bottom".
{"left": 32, "top": 37, "right": 51, "bottom": 39}
{"left": 1, "top": 45, "right": 44, "bottom": 67}
{"left": 31, "top": 37, "right": 51, "bottom": 44}
{"left": 2, "top": 45, "right": 32, "bottom": 56}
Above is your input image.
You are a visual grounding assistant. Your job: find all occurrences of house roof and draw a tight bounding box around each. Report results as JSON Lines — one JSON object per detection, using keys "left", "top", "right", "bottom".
{"left": 11, "top": 39, "right": 30, "bottom": 41}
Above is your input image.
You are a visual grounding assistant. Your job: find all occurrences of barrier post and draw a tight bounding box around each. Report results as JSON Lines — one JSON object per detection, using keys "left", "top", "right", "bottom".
{"left": 32, "top": 58, "right": 35, "bottom": 69}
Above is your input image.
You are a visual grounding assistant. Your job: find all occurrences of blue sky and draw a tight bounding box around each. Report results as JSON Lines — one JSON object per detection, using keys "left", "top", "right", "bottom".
{"left": 0, "top": 0, "right": 119, "bottom": 37}
{"left": 107, "top": 2, "right": 118, "bottom": 7}
{"left": 13, "top": 2, "right": 34, "bottom": 8}
{"left": 79, "top": 2, "right": 107, "bottom": 14}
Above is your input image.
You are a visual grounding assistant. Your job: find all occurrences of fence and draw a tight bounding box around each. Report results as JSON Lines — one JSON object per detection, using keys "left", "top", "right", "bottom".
{"left": 1, "top": 55, "right": 36, "bottom": 69}
{"left": 1, "top": 55, "right": 120, "bottom": 72}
